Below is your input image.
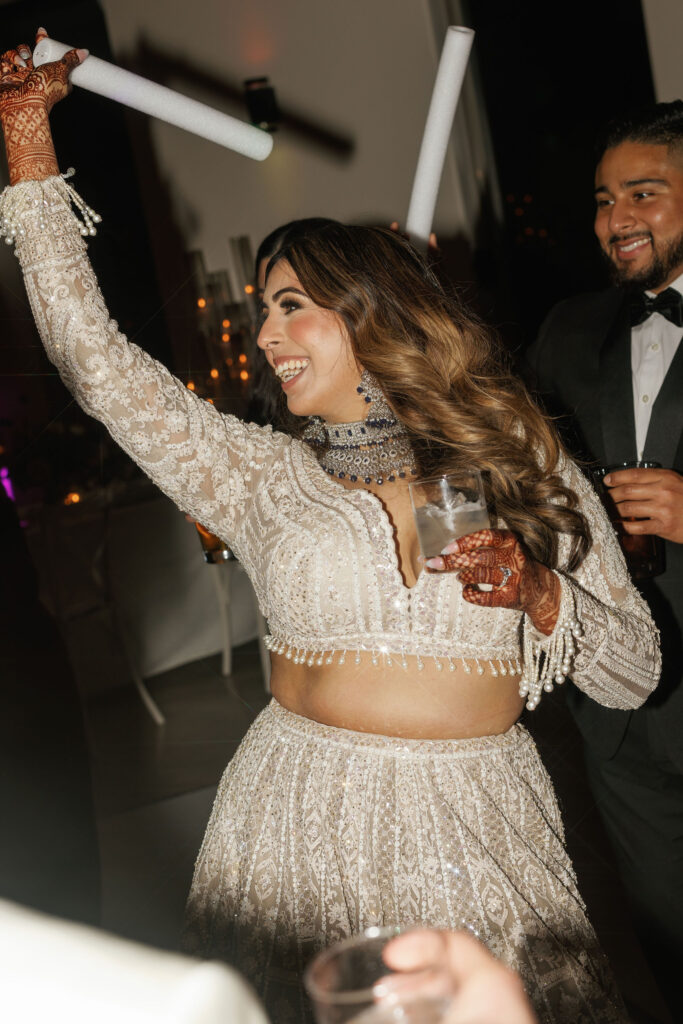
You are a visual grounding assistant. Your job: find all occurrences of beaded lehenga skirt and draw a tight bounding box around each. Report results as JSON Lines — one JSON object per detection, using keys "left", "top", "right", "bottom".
{"left": 184, "top": 700, "right": 626, "bottom": 1024}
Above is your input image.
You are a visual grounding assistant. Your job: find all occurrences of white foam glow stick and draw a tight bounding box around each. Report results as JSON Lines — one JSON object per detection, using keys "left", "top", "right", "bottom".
{"left": 33, "top": 36, "right": 273, "bottom": 162}
{"left": 406, "top": 26, "right": 474, "bottom": 245}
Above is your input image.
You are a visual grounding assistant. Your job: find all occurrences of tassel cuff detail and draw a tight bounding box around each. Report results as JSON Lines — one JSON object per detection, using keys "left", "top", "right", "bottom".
{"left": 0, "top": 169, "right": 101, "bottom": 245}
{"left": 519, "top": 575, "right": 583, "bottom": 710}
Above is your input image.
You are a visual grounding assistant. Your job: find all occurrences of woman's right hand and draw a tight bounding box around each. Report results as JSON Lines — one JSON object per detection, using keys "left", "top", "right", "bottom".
{"left": 0, "top": 28, "right": 87, "bottom": 183}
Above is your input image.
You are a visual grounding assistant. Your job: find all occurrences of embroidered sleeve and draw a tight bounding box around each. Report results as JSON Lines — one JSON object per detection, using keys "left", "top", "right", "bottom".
{"left": 521, "top": 453, "right": 660, "bottom": 710}
{"left": 2, "top": 176, "right": 287, "bottom": 543}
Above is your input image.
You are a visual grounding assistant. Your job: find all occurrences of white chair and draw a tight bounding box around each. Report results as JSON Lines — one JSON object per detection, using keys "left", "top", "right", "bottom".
{"left": 205, "top": 552, "right": 271, "bottom": 691}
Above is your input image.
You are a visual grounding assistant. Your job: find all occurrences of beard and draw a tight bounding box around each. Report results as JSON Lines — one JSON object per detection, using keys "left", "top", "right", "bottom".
{"left": 602, "top": 228, "right": 683, "bottom": 292}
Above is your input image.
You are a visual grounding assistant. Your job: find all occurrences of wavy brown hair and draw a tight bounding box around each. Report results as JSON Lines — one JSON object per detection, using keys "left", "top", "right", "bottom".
{"left": 271, "top": 223, "right": 590, "bottom": 571}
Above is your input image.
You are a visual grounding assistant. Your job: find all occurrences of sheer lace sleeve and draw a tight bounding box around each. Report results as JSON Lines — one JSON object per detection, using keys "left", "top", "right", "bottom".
{"left": 2, "top": 176, "right": 288, "bottom": 542}
{"left": 521, "top": 453, "right": 660, "bottom": 711}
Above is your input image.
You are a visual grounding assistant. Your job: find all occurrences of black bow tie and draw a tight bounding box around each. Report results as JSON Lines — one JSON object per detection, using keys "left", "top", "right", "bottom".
{"left": 629, "top": 287, "right": 683, "bottom": 328}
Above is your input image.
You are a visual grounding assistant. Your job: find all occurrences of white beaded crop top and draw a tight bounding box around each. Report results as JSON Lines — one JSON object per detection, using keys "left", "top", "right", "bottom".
{"left": 1, "top": 176, "right": 661, "bottom": 711}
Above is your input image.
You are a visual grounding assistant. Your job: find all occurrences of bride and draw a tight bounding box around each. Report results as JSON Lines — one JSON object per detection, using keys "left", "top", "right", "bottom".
{"left": 0, "top": 35, "right": 659, "bottom": 1024}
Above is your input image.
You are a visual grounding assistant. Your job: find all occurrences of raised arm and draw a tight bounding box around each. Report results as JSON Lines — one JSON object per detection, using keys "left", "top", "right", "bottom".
{"left": 0, "top": 33, "right": 287, "bottom": 544}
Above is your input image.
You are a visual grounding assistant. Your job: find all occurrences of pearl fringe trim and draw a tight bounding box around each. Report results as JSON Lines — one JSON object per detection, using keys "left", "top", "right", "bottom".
{"left": 264, "top": 577, "right": 583, "bottom": 713}
{"left": 0, "top": 169, "right": 101, "bottom": 245}
{"left": 262, "top": 635, "right": 523, "bottom": 679}
{"left": 519, "top": 577, "right": 583, "bottom": 710}
{"left": 518, "top": 615, "right": 583, "bottom": 710}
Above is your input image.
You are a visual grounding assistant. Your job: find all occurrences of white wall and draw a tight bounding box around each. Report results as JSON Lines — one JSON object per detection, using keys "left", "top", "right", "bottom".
{"left": 99, "top": 0, "right": 482, "bottom": 271}
{"left": 642, "top": 0, "right": 683, "bottom": 101}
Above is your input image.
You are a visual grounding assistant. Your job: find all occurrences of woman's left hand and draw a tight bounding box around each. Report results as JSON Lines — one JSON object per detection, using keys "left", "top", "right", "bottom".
{"left": 425, "top": 529, "right": 561, "bottom": 636}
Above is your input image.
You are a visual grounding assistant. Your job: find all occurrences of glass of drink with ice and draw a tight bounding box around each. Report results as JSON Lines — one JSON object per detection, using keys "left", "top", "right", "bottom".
{"left": 409, "top": 471, "right": 490, "bottom": 560}
{"left": 304, "top": 926, "right": 453, "bottom": 1024}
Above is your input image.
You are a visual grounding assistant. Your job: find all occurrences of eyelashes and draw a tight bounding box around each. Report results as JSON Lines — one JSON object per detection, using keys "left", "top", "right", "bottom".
{"left": 260, "top": 297, "right": 303, "bottom": 321}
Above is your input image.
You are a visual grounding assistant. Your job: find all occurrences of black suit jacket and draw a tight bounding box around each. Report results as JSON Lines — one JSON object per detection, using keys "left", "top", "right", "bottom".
{"left": 527, "top": 288, "right": 683, "bottom": 769}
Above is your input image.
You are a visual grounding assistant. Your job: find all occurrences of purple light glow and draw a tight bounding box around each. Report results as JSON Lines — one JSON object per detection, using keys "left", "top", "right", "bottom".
{"left": 1, "top": 467, "right": 15, "bottom": 502}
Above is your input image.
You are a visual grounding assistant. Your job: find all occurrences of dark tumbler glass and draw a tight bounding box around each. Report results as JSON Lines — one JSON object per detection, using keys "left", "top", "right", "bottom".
{"left": 591, "top": 461, "right": 665, "bottom": 580}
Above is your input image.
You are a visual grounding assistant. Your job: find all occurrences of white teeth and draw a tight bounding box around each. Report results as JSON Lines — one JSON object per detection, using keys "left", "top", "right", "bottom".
{"left": 274, "top": 359, "right": 309, "bottom": 382}
{"left": 618, "top": 238, "right": 649, "bottom": 252}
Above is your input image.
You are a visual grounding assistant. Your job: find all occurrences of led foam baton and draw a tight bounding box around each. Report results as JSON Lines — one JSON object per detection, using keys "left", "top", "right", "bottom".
{"left": 32, "top": 36, "right": 273, "bottom": 161}
{"left": 406, "top": 26, "right": 474, "bottom": 245}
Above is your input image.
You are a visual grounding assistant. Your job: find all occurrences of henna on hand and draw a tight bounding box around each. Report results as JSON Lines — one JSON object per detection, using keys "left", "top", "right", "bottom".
{"left": 0, "top": 32, "right": 84, "bottom": 184}
{"left": 426, "top": 529, "right": 562, "bottom": 635}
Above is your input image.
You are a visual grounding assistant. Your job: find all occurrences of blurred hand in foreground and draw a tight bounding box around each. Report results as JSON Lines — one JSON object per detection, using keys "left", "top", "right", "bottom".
{"left": 380, "top": 929, "right": 537, "bottom": 1024}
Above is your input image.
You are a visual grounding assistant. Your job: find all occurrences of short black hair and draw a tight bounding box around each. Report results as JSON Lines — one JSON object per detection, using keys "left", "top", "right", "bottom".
{"left": 596, "top": 99, "right": 683, "bottom": 161}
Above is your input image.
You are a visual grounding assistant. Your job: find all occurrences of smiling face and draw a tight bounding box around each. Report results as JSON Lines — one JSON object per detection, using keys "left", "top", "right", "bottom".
{"left": 594, "top": 140, "right": 683, "bottom": 292}
{"left": 257, "top": 260, "right": 366, "bottom": 423}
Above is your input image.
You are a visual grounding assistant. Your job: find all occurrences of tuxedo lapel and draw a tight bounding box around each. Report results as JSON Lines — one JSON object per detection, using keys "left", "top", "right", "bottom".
{"left": 643, "top": 333, "right": 683, "bottom": 470}
{"left": 599, "top": 299, "right": 637, "bottom": 464}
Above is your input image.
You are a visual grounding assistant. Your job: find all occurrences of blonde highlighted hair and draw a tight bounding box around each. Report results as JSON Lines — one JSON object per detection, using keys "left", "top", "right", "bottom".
{"left": 271, "top": 223, "right": 590, "bottom": 571}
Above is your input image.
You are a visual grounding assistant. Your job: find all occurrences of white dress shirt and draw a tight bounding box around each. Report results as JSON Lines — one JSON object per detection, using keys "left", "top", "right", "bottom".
{"left": 631, "top": 270, "right": 683, "bottom": 460}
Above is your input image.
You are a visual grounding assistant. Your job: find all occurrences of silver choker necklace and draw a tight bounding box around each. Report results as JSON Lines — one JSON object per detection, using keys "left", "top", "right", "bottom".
{"left": 303, "top": 371, "right": 417, "bottom": 485}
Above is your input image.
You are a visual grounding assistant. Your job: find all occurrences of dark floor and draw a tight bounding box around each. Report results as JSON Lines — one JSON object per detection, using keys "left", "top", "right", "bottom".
{"left": 82, "top": 641, "right": 269, "bottom": 953}
{"left": 87, "top": 640, "right": 269, "bottom": 816}
{"left": 83, "top": 643, "right": 670, "bottom": 1023}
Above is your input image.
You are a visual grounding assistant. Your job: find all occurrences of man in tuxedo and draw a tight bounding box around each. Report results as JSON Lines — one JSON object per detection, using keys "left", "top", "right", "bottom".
{"left": 527, "top": 100, "right": 683, "bottom": 1015}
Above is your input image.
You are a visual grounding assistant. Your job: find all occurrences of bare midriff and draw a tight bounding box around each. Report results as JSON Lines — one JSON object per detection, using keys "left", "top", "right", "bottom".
{"left": 268, "top": 476, "right": 524, "bottom": 739}
{"left": 270, "top": 656, "right": 524, "bottom": 739}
